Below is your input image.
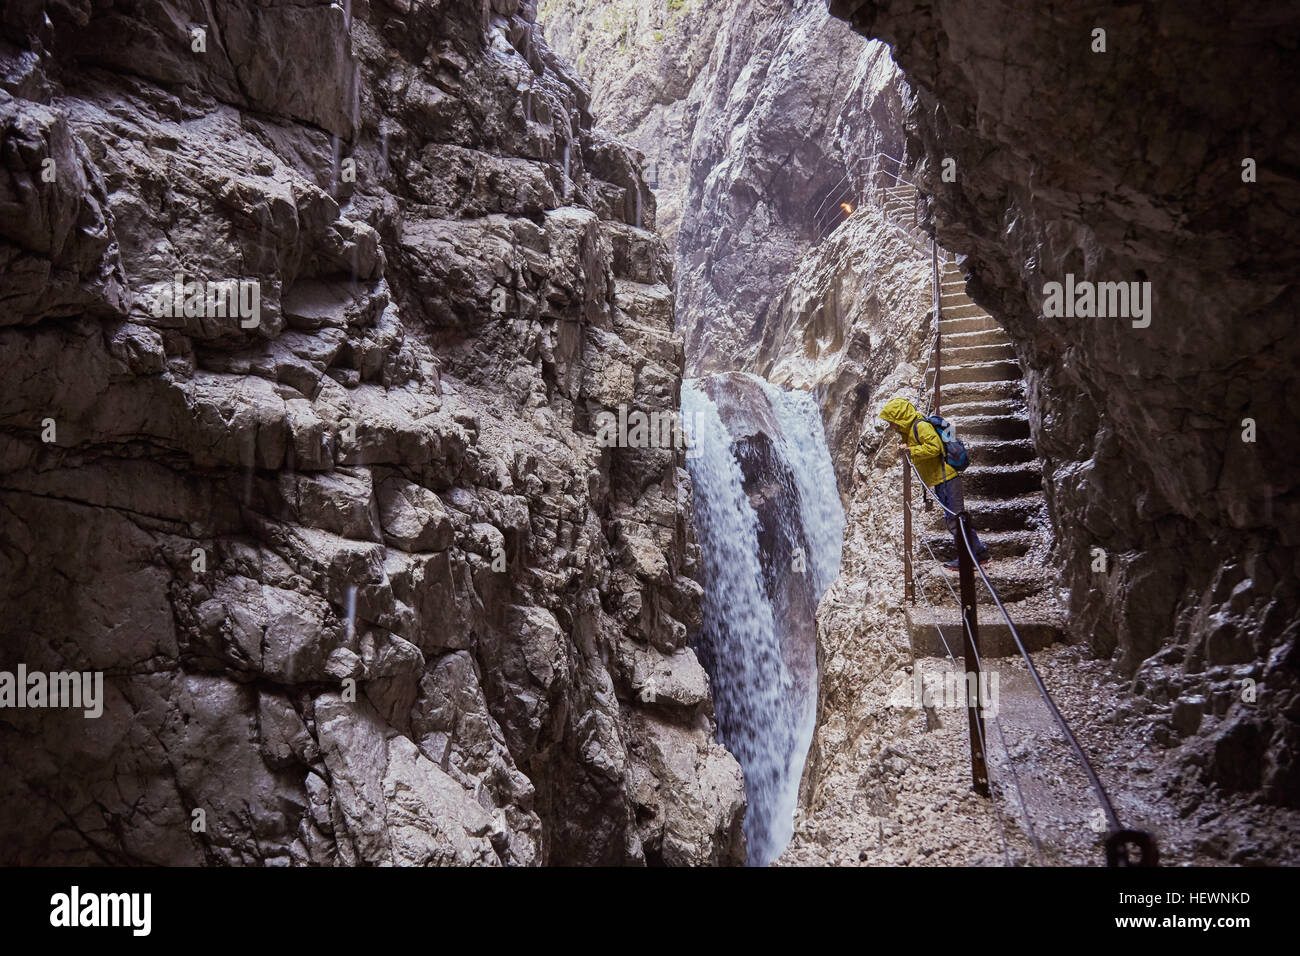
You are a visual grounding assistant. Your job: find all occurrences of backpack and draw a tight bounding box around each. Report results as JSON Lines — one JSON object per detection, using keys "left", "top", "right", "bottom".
{"left": 913, "top": 414, "right": 969, "bottom": 472}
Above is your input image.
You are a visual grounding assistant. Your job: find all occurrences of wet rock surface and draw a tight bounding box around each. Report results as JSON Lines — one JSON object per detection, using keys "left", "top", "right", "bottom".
{"left": 783, "top": 643, "right": 1300, "bottom": 867}
{"left": 0, "top": 0, "right": 744, "bottom": 865}
{"left": 543, "top": 0, "right": 909, "bottom": 378}
{"left": 828, "top": 0, "right": 1300, "bottom": 809}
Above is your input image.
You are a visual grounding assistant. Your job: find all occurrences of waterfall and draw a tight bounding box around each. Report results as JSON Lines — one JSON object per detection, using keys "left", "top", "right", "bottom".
{"left": 682, "top": 376, "right": 844, "bottom": 865}
{"left": 757, "top": 379, "right": 846, "bottom": 595}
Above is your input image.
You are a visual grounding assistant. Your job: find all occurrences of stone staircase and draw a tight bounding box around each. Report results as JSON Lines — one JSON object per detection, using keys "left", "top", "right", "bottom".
{"left": 904, "top": 257, "right": 1066, "bottom": 658}
{"left": 878, "top": 184, "right": 932, "bottom": 255}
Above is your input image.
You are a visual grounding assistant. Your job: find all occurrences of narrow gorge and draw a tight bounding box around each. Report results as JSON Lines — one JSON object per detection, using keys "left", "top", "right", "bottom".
{"left": 0, "top": 0, "right": 1296, "bottom": 874}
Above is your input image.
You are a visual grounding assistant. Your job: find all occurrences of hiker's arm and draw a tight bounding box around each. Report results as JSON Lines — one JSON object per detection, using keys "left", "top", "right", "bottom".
{"left": 909, "top": 424, "right": 944, "bottom": 461}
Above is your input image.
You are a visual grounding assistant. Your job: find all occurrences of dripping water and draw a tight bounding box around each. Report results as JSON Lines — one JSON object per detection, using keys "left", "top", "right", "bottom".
{"left": 344, "top": 585, "right": 357, "bottom": 642}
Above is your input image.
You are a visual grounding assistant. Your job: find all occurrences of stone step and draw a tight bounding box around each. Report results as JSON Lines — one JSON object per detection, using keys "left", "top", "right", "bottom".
{"left": 922, "top": 529, "right": 1034, "bottom": 562}
{"left": 915, "top": 559, "right": 1053, "bottom": 604}
{"left": 923, "top": 491, "right": 1046, "bottom": 532}
{"left": 905, "top": 602, "right": 1066, "bottom": 658}
{"left": 962, "top": 436, "right": 1037, "bottom": 466}
{"left": 926, "top": 359, "right": 1022, "bottom": 386}
{"left": 937, "top": 397, "right": 1025, "bottom": 418}
{"left": 942, "top": 414, "right": 1030, "bottom": 440}
{"left": 941, "top": 341, "right": 1017, "bottom": 365}
{"left": 941, "top": 327, "right": 1010, "bottom": 349}
{"left": 939, "top": 379, "right": 1025, "bottom": 406}
{"left": 963, "top": 462, "right": 1043, "bottom": 497}
{"left": 941, "top": 301, "right": 988, "bottom": 319}
{"left": 939, "top": 313, "right": 1001, "bottom": 335}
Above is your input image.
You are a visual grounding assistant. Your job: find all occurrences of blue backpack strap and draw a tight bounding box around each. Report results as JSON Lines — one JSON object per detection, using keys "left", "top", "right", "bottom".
{"left": 914, "top": 421, "right": 946, "bottom": 478}
{"left": 921, "top": 418, "right": 953, "bottom": 479}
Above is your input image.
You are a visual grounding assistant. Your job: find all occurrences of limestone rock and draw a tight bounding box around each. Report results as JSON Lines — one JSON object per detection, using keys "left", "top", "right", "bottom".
{"left": 377, "top": 475, "right": 454, "bottom": 552}
{"left": 0, "top": 0, "right": 743, "bottom": 865}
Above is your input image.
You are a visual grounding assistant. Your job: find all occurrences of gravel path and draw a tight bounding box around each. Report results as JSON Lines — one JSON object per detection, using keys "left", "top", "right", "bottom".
{"left": 780, "top": 641, "right": 1300, "bottom": 866}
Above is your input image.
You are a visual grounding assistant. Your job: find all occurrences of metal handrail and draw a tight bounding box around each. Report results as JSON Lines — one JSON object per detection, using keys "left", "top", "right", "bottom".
{"left": 809, "top": 152, "right": 921, "bottom": 238}
{"left": 809, "top": 155, "right": 874, "bottom": 230}
{"left": 903, "top": 451, "right": 1158, "bottom": 866}
{"left": 931, "top": 240, "right": 941, "bottom": 415}
{"left": 905, "top": 502, "right": 1046, "bottom": 865}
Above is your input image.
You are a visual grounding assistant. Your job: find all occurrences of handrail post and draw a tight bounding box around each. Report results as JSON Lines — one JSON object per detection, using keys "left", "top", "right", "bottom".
{"left": 957, "top": 512, "right": 989, "bottom": 796}
{"left": 932, "top": 239, "right": 942, "bottom": 416}
{"left": 902, "top": 451, "right": 914, "bottom": 605}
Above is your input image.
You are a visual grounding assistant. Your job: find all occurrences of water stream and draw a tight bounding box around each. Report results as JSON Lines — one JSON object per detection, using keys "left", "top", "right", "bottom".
{"left": 682, "top": 376, "right": 844, "bottom": 864}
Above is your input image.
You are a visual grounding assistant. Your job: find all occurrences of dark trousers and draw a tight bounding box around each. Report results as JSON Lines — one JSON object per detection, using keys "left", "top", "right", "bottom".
{"left": 933, "top": 476, "right": 990, "bottom": 562}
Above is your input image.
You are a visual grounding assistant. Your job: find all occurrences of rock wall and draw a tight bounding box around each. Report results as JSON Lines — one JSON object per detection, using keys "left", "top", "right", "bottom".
{"left": 542, "top": 0, "right": 910, "bottom": 378}
{"left": 753, "top": 201, "right": 932, "bottom": 495}
{"left": 539, "top": 0, "right": 725, "bottom": 255}
{"left": 829, "top": 0, "right": 1300, "bottom": 805}
{"left": 0, "top": 0, "right": 744, "bottom": 865}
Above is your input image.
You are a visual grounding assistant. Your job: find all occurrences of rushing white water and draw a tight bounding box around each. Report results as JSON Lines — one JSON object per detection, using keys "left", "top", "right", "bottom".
{"left": 757, "top": 378, "right": 846, "bottom": 596}
{"left": 682, "top": 377, "right": 844, "bottom": 865}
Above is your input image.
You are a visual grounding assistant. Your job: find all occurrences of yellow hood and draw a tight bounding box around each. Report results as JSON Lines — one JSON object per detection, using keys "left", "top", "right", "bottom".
{"left": 880, "top": 397, "right": 922, "bottom": 432}
{"left": 880, "top": 396, "right": 955, "bottom": 486}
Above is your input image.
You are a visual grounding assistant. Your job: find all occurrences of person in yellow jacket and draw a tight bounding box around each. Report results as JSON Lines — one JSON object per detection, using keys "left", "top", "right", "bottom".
{"left": 880, "top": 396, "right": 990, "bottom": 569}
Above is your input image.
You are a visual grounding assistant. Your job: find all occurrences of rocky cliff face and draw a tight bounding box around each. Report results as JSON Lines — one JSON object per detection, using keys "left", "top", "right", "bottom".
{"left": 0, "top": 0, "right": 744, "bottom": 866}
{"left": 542, "top": 0, "right": 910, "bottom": 379}
{"left": 829, "top": 0, "right": 1300, "bottom": 805}
{"left": 753, "top": 201, "right": 932, "bottom": 494}
{"left": 539, "top": 0, "right": 724, "bottom": 255}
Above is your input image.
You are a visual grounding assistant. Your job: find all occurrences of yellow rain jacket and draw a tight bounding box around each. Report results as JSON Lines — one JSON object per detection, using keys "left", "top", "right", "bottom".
{"left": 880, "top": 397, "right": 956, "bottom": 488}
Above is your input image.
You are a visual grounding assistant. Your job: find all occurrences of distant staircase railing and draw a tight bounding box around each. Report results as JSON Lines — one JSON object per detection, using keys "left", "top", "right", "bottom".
{"left": 810, "top": 150, "right": 938, "bottom": 252}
